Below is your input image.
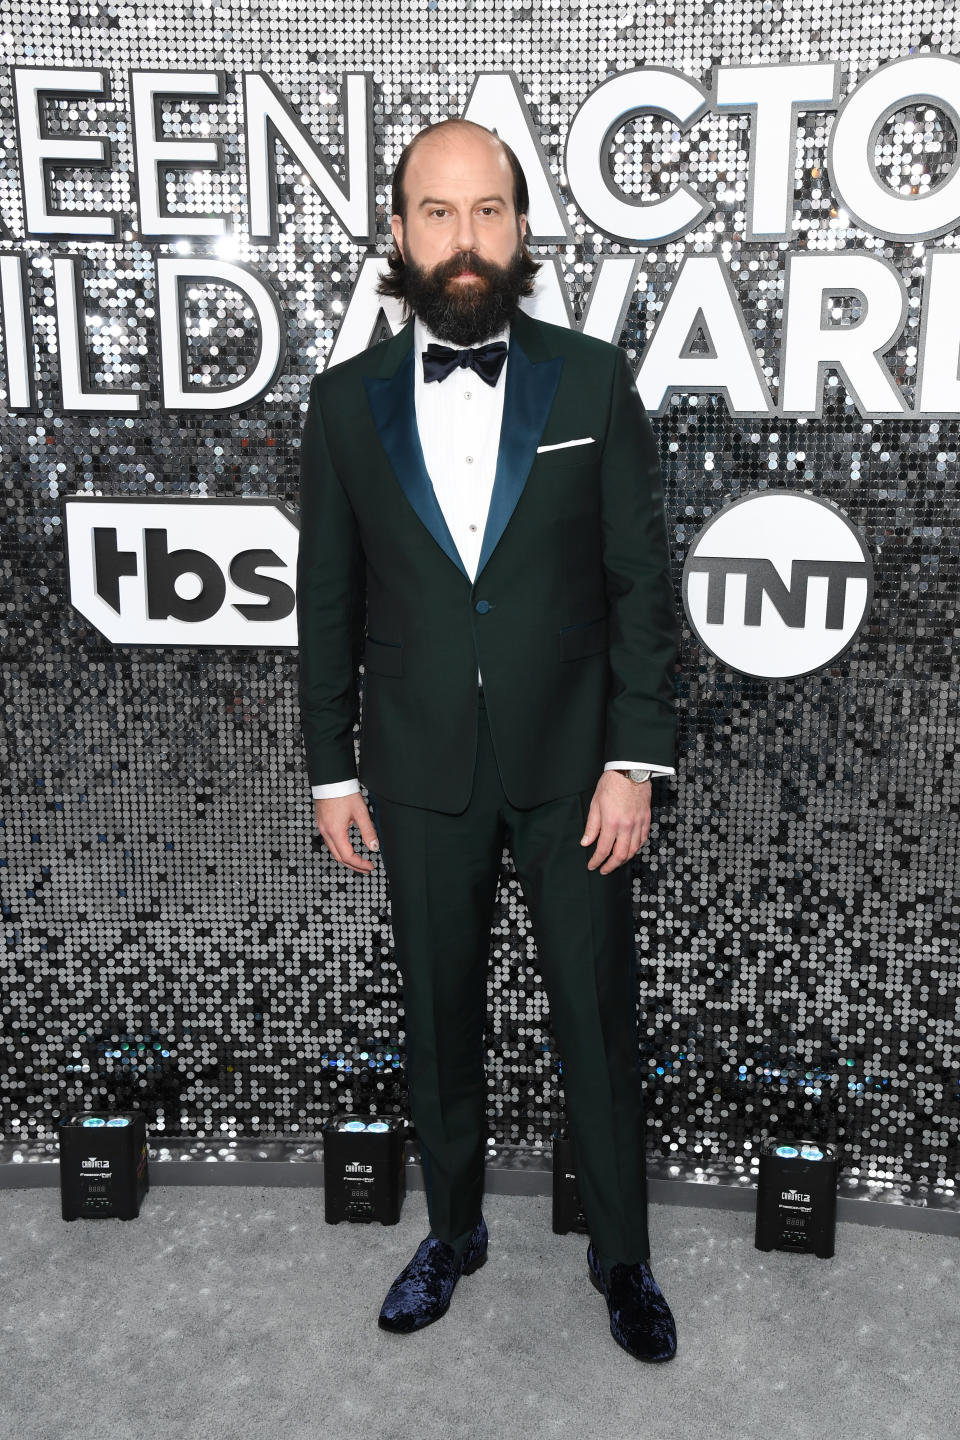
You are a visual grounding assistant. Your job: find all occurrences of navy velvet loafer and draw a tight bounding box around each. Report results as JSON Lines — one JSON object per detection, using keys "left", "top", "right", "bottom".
{"left": 587, "top": 1242, "right": 678, "bottom": 1362}
{"left": 377, "top": 1216, "right": 488, "bottom": 1333}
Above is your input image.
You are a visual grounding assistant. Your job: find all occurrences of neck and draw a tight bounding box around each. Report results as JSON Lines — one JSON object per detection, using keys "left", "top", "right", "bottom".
{"left": 415, "top": 314, "right": 511, "bottom": 349}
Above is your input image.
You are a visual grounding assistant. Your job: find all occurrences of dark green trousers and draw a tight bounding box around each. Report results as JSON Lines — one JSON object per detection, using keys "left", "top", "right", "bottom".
{"left": 370, "top": 694, "right": 650, "bottom": 1263}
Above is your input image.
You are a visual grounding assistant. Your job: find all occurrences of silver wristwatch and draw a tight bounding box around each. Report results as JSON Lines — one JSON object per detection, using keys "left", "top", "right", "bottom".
{"left": 618, "top": 767, "right": 652, "bottom": 784}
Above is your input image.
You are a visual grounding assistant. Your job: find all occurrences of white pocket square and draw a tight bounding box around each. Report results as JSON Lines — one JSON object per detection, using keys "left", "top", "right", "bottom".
{"left": 536, "top": 436, "right": 595, "bottom": 452}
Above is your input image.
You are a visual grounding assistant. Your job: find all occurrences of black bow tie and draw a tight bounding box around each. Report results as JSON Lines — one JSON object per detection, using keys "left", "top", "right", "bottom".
{"left": 421, "top": 340, "right": 508, "bottom": 387}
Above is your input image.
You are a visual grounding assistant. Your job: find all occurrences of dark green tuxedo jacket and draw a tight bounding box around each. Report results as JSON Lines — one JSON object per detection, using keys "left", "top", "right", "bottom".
{"left": 296, "top": 308, "right": 678, "bottom": 814}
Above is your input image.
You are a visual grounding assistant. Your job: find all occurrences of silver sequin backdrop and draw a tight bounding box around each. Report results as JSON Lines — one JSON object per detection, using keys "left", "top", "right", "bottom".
{"left": 1, "top": 0, "right": 957, "bottom": 1206}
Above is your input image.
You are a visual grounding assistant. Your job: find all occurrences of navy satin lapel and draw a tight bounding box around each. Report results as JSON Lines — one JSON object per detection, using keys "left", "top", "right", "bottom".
{"left": 476, "top": 339, "right": 563, "bottom": 579}
{"left": 363, "top": 349, "right": 469, "bottom": 581}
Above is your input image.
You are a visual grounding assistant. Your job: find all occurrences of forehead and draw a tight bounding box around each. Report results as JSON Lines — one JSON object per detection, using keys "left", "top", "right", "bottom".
{"left": 403, "top": 129, "right": 514, "bottom": 205}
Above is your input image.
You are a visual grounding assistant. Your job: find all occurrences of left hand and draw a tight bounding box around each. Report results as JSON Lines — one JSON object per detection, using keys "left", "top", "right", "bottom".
{"left": 579, "top": 770, "right": 652, "bottom": 874}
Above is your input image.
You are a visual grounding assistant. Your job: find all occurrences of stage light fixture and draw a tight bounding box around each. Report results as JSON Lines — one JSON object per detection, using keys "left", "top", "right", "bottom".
{"left": 755, "top": 1137, "right": 838, "bottom": 1258}
{"left": 322, "top": 1115, "right": 407, "bottom": 1225}
{"left": 551, "top": 1128, "right": 589, "bottom": 1235}
{"left": 58, "top": 1111, "right": 149, "bottom": 1221}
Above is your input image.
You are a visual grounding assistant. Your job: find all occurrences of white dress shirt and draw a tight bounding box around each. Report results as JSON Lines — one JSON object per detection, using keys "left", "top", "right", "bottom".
{"left": 310, "top": 315, "right": 675, "bottom": 798}
{"left": 415, "top": 314, "right": 507, "bottom": 584}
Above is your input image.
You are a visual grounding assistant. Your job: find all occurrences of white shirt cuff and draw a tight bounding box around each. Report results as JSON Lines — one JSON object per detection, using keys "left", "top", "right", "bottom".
{"left": 604, "top": 761, "right": 676, "bottom": 777}
{"left": 311, "top": 778, "right": 361, "bottom": 799}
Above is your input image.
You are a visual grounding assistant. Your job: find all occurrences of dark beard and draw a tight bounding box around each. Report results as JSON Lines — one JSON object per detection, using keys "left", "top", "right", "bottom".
{"left": 399, "top": 248, "right": 528, "bottom": 346}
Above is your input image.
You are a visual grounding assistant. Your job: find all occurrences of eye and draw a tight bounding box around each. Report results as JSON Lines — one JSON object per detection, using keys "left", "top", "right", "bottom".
{"left": 428, "top": 208, "right": 448, "bottom": 219}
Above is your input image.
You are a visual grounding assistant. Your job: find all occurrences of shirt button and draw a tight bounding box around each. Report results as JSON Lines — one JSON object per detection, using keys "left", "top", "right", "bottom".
{"left": 468, "top": 523, "right": 478, "bottom": 533}
{"left": 475, "top": 599, "right": 491, "bottom": 614}
{"left": 464, "top": 390, "right": 472, "bottom": 400}
{"left": 465, "top": 455, "right": 474, "bottom": 464}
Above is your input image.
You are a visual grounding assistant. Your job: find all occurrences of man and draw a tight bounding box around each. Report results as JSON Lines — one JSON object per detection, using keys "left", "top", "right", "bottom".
{"left": 296, "top": 118, "right": 680, "bottom": 1363}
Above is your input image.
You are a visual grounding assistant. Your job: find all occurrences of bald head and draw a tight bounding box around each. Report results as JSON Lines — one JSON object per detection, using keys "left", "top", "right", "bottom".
{"left": 390, "top": 119, "right": 530, "bottom": 226}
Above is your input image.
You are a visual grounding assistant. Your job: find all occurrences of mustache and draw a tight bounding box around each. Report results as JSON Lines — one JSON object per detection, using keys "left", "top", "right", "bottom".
{"left": 435, "top": 251, "right": 503, "bottom": 282}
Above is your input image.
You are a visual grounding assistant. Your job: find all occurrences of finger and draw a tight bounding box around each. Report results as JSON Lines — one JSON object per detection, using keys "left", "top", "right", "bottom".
{"left": 354, "top": 806, "right": 380, "bottom": 853}
{"left": 586, "top": 823, "right": 617, "bottom": 870}
{"left": 339, "top": 841, "right": 375, "bottom": 874}
{"left": 595, "top": 823, "right": 640, "bottom": 874}
{"left": 599, "top": 834, "right": 635, "bottom": 874}
{"left": 580, "top": 797, "right": 602, "bottom": 847}
{"left": 321, "top": 823, "right": 375, "bottom": 874}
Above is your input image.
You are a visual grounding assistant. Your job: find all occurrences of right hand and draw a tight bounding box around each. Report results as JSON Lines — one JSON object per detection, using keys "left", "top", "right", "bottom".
{"left": 314, "top": 793, "right": 380, "bottom": 874}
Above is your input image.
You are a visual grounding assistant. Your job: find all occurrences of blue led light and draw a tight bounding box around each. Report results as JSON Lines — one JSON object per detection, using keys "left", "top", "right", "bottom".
{"left": 106, "top": 1117, "right": 130, "bottom": 1127}
{"left": 366, "top": 1121, "right": 389, "bottom": 1133}
{"left": 342, "top": 1120, "right": 366, "bottom": 1132}
{"left": 801, "top": 1146, "right": 824, "bottom": 1160}
{"left": 82, "top": 1117, "right": 105, "bottom": 1127}
{"left": 774, "top": 1144, "right": 799, "bottom": 1158}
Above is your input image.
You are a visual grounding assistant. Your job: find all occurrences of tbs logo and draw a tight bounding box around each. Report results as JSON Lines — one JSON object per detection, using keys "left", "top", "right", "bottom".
{"left": 683, "top": 492, "right": 873, "bottom": 678}
{"left": 63, "top": 497, "right": 299, "bottom": 647}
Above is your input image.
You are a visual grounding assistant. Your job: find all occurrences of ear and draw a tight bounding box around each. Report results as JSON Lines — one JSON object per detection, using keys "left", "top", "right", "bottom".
{"left": 391, "top": 213, "right": 405, "bottom": 259}
{"left": 518, "top": 212, "right": 528, "bottom": 246}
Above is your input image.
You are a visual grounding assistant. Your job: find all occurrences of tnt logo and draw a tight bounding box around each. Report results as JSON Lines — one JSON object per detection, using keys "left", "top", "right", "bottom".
{"left": 683, "top": 492, "right": 873, "bottom": 678}
{"left": 63, "top": 497, "right": 299, "bottom": 647}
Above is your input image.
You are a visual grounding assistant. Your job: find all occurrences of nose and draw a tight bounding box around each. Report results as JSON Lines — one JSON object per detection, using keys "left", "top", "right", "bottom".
{"left": 452, "top": 210, "right": 479, "bottom": 256}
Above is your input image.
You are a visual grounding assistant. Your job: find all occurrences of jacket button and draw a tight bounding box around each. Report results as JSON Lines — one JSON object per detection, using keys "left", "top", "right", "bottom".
{"left": 475, "top": 600, "right": 491, "bottom": 614}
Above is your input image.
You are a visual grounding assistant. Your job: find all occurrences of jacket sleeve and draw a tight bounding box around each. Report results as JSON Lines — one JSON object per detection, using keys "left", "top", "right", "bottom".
{"left": 296, "top": 374, "right": 366, "bottom": 787}
{"left": 599, "top": 346, "right": 679, "bottom": 770}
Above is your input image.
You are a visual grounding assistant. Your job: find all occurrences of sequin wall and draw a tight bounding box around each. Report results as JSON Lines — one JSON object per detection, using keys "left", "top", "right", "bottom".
{"left": 1, "top": 0, "right": 958, "bottom": 1202}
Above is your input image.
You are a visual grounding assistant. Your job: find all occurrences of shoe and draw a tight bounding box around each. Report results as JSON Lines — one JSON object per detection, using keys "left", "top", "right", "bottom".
{"left": 377, "top": 1216, "right": 488, "bottom": 1332}
{"left": 587, "top": 1242, "right": 678, "bottom": 1362}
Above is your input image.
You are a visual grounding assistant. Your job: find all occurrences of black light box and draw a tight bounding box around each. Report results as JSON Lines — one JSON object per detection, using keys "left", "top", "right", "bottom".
{"left": 323, "top": 1116, "right": 406, "bottom": 1225}
{"left": 59, "top": 1111, "right": 149, "bottom": 1221}
{"left": 755, "top": 1139, "right": 839, "bottom": 1258}
{"left": 552, "top": 1130, "right": 589, "bottom": 1235}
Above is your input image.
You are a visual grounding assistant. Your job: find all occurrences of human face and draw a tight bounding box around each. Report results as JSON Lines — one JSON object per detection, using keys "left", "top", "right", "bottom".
{"left": 391, "top": 127, "right": 528, "bottom": 292}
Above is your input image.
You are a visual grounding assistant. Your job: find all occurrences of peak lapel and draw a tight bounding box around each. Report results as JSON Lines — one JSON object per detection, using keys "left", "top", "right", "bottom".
{"left": 363, "top": 324, "right": 469, "bottom": 581}
{"left": 476, "top": 318, "right": 563, "bottom": 579}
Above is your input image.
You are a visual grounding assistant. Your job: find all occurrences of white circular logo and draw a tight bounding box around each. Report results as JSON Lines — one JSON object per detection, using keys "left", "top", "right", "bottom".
{"left": 682, "top": 492, "right": 873, "bottom": 679}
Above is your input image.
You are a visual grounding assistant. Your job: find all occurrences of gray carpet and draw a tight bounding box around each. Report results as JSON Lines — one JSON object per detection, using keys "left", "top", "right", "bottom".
{"left": 0, "top": 1185, "right": 956, "bottom": 1440}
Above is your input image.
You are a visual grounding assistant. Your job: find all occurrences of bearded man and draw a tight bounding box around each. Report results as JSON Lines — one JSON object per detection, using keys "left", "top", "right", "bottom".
{"left": 296, "top": 117, "right": 680, "bottom": 1362}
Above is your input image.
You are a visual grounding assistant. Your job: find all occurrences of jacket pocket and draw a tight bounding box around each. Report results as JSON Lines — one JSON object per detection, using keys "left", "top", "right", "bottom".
{"left": 536, "top": 445, "right": 598, "bottom": 472}
{"left": 559, "top": 616, "right": 608, "bottom": 661}
{"left": 363, "top": 636, "right": 403, "bottom": 676}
